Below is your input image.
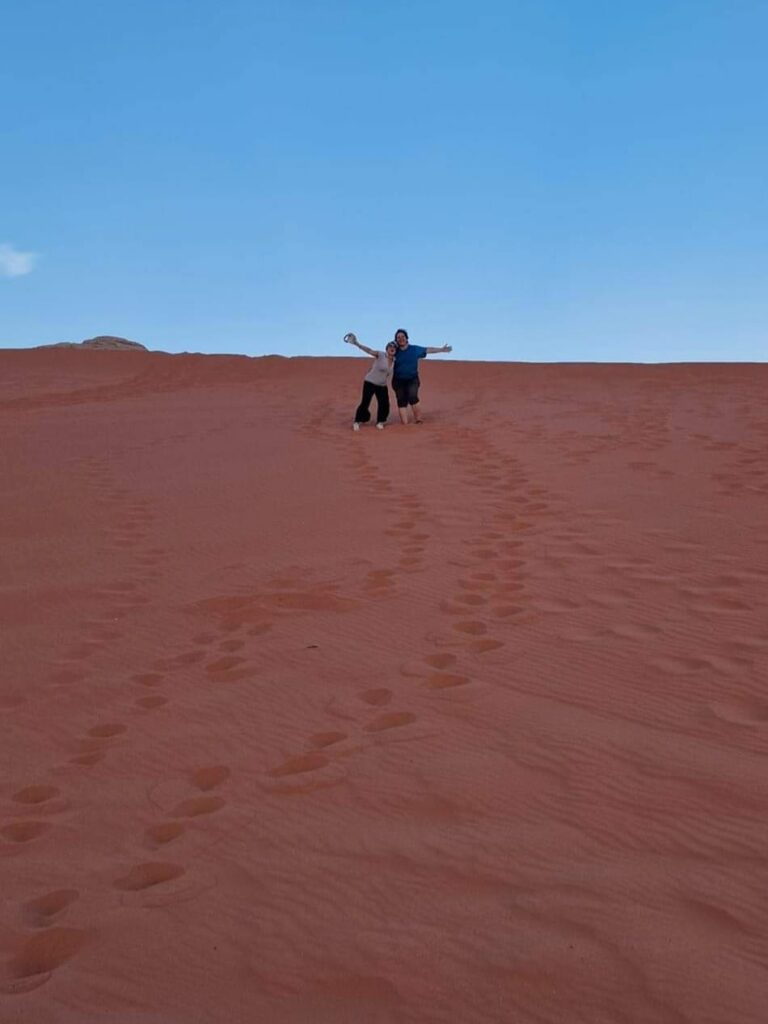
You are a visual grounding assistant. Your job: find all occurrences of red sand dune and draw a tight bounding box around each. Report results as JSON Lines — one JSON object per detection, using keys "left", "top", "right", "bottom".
{"left": 2, "top": 348, "right": 768, "bottom": 1023}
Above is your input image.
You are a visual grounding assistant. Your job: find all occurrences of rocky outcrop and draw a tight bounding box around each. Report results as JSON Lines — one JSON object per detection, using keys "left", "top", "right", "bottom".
{"left": 46, "top": 335, "right": 148, "bottom": 351}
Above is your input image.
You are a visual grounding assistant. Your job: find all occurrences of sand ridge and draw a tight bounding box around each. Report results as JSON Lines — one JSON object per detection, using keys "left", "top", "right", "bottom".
{"left": 2, "top": 349, "right": 768, "bottom": 1022}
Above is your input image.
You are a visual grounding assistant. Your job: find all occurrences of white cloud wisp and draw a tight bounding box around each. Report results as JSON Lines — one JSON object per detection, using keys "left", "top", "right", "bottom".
{"left": 0, "top": 243, "right": 38, "bottom": 278}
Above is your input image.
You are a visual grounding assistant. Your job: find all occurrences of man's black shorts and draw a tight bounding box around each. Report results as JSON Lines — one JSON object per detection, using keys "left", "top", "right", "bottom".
{"left": 393, "top": 376, "right": 420, "bottom": 408}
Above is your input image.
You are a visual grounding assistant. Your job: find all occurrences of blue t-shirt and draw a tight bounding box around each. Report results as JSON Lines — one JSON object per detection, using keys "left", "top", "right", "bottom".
{"left": 393, "top": 344, "right": 427, "bottom": 380}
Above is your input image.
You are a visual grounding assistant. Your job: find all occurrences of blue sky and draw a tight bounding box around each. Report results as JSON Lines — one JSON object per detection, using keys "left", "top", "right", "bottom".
{"left": 2, "top": 0, "right": 766, "bottom": 361}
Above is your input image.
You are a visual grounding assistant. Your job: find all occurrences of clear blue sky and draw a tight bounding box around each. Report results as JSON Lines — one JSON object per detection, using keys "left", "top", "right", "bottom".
{"left": 2, "top": 1, "right": 766, "bottom": 361}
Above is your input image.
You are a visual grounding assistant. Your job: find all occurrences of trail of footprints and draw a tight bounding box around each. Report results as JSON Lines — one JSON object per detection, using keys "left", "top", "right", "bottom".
{"left": 6, "top": 432, "right": 488, "bottom": 985}
{"left": 264, "top": 432, "right": 545, "bottom": 790}
{"left": 263, "top": 640, "right": 503, "bottom": 794}
{"left": 50, "top": 455, "right": 167, "bottom": 691}
{"left": 273, "top": 422, "right": 766, "bottom": 793}
{"left": 346, "top": 445, "right": 432, "bottom": 577}
{"left": 5, "top": 534, "right": 355, "bottom": 988}
{"left": 2, "top": 457, "right": 245, "bottom": 993}
{"left": 433, "top": 429, "right": 544, "bottom": 643}
{"left": 8, "top": 427, "right": 767, "bottom": 992}
{"left": 2, "top": 783, "right": 83, "bottom": 994}
{"left": 2, "top": 754, "right": 233, "bottom": 991}
{"left": 108, "top": 764, "right": 233, "bottom": 911}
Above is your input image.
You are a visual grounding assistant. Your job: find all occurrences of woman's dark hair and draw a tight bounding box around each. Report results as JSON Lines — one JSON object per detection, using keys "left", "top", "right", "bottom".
{"left": 394, "top": 328, "right": 409, "bottom": 340}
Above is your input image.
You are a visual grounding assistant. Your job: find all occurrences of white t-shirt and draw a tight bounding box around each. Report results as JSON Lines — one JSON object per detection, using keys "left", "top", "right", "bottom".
{"left": 364, "top": 352, "right": 394, "bottom": 387}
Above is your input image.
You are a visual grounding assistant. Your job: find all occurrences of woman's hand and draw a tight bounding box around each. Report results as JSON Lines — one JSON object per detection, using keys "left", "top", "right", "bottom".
{"left": 344, "top": 333, "right": 358, "bottom": 345}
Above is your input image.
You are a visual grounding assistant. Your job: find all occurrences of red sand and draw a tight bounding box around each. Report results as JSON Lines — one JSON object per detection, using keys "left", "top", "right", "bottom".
{"left": 2, "top": 349, "right": 768, "bottom": 1023}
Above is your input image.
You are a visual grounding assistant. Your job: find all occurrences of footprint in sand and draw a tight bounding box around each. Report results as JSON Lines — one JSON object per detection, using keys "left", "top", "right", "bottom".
{"left": 13, "top": 785, "right": 60, "bottom": 806}
{"left": 269, "top": 752, "right": 330, "bottom": 777}
{"left": 67, "top": 724, "right": 126, "bottom": 766}
{"left": 247, "top": 623, "right": 272, "bottom": 636}
{"left": 452, "top": 621, "right": 487, "bottom": 636}
{"left": 468, "top": 638, "right": 504, "bottom": 653}
{"left": 97, "top": 582, "right": 138, "bottom": 599}
{"left": 649, "top": 655, "right": 710, "bottom": 675}
{"left": 1, "top": 928, "right": 86, "bottom": 994}
{"left": 307, "top": 731, "right": 348, "bottom": 749}
{"left": 359, "top": 688, "right": 393, "bottom": 707}
{"left": 137, "top": 554, "right": 163, "bottom": 567}
{"left": 456, "top": 580, "right": 490, "bottom": 593}
{"left": 191, "top": 765, "right": 231, "bottom": 791}
{"left": 425, "top": 673, "right": 471, "bottom": 690}
{"left": 366, "top": 569, "right": 395, "bottom": 583}
{"left": 1, "top": 821, "right": 50, "bottom": 843}
{"left": 114, "top": 862, "right": 185, "bottom": 891}
{"left": 135, "top": 695, "right": 168, "bottom": 710}
{"left": 397, "top": 557, "right": 422, "bottom": 572}
{"left": 171, "top": 796, "right": 225, "bottom": 818}
{"left": 364, "top": 712, "right": 417, "bottom": 733}
{"left": 469, "top": 547, "right": 498, "bottom": 560}
{"left": 392, "top": 520, "right": 417, "bottom": 532}
{"left": 205, "top": 656, "right": 248, "bottom": 676}
{"left": 87, "top": 723, "right": 127, "bottom": 739}
{"left": 23, "top": 889, "right": 79, "bottom": 928}
{"left": 424, "top": 653, "right": 457, "bottom": 670}
{"left": 157, "top": 650, "right": 206, "bottom": 669}
{"left": 440, "top": 600, "right": 469, "bottom": 615}
{"left": 498, "top": 557, "right": 526, "bottom": 570}
{"left": 145, "top": 765, "right": 231, "bottom": 842}
{"left": 491, "top": 604, "right": 526, "bottom": 618}
{"left": 218, "top": 639, "right": 245, "bottom": 653}
{"left": 145, "top": 821, "right": 186, "bottom": 848}
{"left": 709, "top": 699, "right": 768, "bottom": 726}
{"left": 68, "top": 751, "right": 105, "bottom": 767}
{"left": 210, "top": 616, "right": 247, "bottom": 636}
{"left": 495, "top": 581, "right": 526, "bottom": 596}
{"left": 62, "top": 641, "right": 102, "bottom": 661}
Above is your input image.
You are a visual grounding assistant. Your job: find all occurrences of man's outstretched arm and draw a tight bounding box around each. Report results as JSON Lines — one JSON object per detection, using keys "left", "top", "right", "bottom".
{"left": 424, "top": 344, "right": 452, "bottom": 354}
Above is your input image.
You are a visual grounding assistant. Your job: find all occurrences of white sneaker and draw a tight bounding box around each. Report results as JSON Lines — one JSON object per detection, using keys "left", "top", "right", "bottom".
{"left": 376, "top": 423, "right": 385, "bottom": 430}
{"left": 352, "top": 423, "right": 360, "bottom": 432}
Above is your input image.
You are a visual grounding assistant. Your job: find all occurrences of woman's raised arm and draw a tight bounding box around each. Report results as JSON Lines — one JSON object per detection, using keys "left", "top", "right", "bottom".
{"left": 344, "top": 333, "right": 378, "bottom": 357}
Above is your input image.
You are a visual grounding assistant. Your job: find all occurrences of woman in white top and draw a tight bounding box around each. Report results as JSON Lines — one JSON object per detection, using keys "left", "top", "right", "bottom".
{"left": 344, "top": 333, "right": 396, "bottom": 431}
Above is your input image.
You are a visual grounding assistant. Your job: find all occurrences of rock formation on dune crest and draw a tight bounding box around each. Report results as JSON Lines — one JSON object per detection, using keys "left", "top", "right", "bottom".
{"left": 47, "top": 335, "right": 148, "bottom": 351}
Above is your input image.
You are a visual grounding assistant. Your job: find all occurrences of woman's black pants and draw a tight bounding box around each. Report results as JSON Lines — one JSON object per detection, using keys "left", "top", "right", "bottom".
{"left": 354, "top": 381, "right": 390, "bottom": 424}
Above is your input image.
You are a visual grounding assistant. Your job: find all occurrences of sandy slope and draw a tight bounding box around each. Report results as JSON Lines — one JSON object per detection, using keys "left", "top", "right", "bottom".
{"left": 1, "top": 349, "right": 767, "bottom": 1023}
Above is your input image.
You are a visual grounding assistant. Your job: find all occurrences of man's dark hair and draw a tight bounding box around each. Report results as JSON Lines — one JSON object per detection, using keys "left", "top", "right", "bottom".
{"left": 394, "top": 328, "right": 409, "bottom": 340}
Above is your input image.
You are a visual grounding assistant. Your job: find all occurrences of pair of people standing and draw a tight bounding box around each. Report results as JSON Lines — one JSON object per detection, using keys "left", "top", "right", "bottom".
{"left": 345, "top": 329, "right": 452, "bottom": 430}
